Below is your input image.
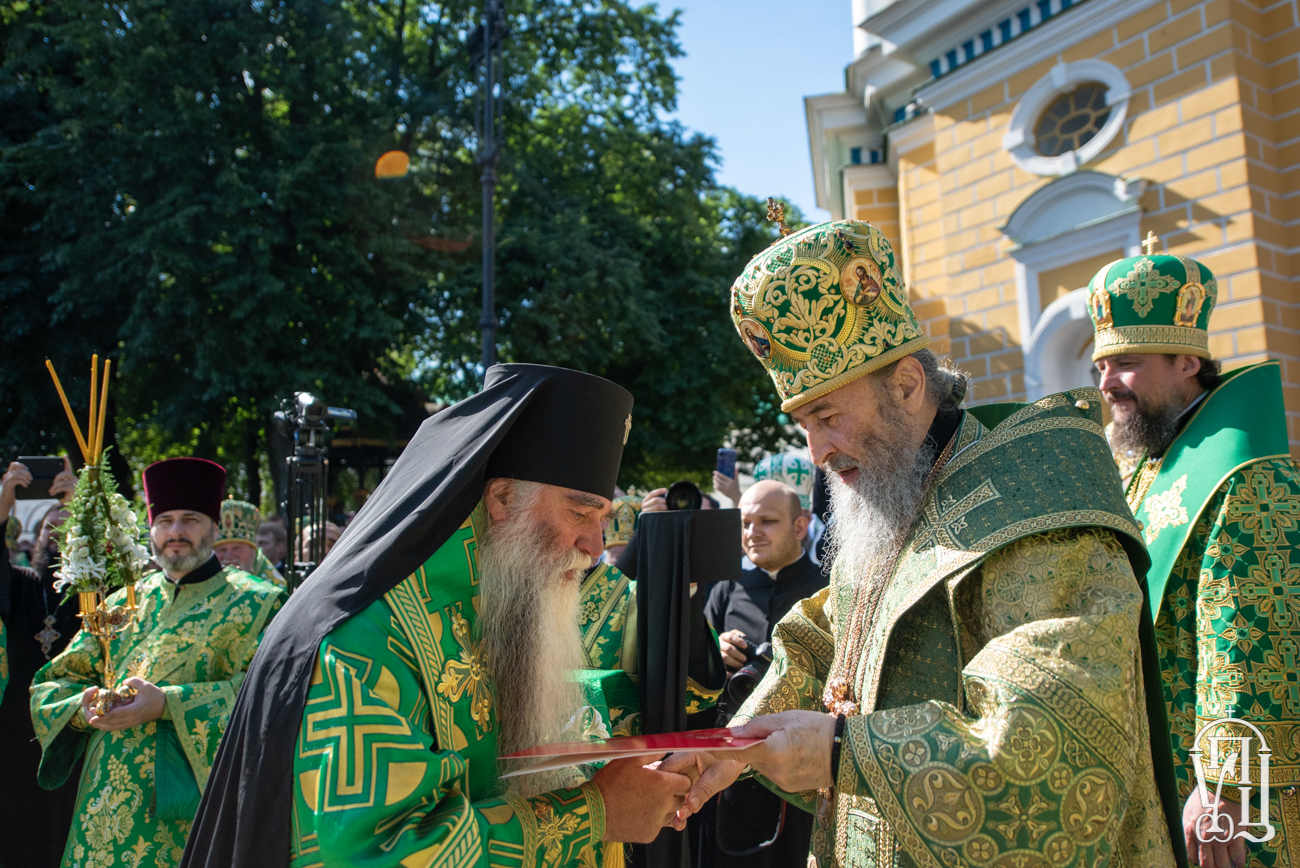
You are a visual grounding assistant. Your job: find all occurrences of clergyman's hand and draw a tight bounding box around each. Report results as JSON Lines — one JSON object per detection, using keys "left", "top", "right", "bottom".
{"left": 84, "top": 677, "right": 166, "bottom": 732}
{"left": 594, "top": 756, "right": 692, "bottom": 842}
{"left": 658, "top": 751, "right": 746, "bottom": 830}
{"left": 730, "top": 711, "right": 837, "bottom": 794}
{"left": 1183, "top": 786, "right": 1248, "bottom": 868}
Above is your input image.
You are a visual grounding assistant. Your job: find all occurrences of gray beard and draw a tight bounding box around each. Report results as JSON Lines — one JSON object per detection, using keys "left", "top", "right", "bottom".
{"left": 821, "top": 398, "right": 936, "bottom": 586}
{"left": 476, "top": 485, "right": 592, "bottom": 798}
{"left": 152, "top": 536, "right": 215, "bottom": 576}
{"left": 1108, "top": 393, "right": 1185, "bottom": 458}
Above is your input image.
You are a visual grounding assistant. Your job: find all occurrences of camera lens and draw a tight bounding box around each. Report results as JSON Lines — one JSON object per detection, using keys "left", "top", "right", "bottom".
{"left": 665, "top": 481, "right": 703, "bottom": 511}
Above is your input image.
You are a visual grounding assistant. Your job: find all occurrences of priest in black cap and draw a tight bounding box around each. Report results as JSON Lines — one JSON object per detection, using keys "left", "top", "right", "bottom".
{"left": 183, "top": 365, "right": 695, "bottom": 868}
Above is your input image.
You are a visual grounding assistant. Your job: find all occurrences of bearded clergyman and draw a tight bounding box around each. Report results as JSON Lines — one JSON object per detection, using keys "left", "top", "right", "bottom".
{"left": 1088, "top": 244, "right": 1300, "bottom": 868}
{"left": 664, "top": 219, "right": 1186, "bottom": 868}
{"left": 183, "top": 364, "right": 695, "bottom": 868}
{"left": 31, "top": 457, "right": 286, "bottom": 868}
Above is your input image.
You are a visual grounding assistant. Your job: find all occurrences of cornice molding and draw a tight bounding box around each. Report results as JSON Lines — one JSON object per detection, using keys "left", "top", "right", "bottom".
{"left": 915, "top": 0, "right": 1161, "bottom": 110}
{"left": 806, "top": 92, "right": 870, "bottom": 214}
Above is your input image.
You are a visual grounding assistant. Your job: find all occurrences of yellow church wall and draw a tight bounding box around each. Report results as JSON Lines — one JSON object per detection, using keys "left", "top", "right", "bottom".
{"left": 887, "top": 0, "right": 1299, "bottom": 452}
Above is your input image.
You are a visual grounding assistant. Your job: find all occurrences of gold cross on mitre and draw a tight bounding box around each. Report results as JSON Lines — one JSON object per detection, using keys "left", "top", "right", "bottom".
{"left": 766, "top": 197, "right": 791, "bottom": 237}
{"left": 1142, "top": 231, "right": 1159, "bottom": 256}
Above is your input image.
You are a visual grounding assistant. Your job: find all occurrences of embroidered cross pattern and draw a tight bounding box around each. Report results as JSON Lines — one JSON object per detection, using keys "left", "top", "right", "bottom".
{"left": 1256, "top": 637, "right": 1300, "bottom": 715}
{"left": 1239, "top": 551, "right": 1300, "bottom": 632}
{"left": 1227, "top": 467, "right": 1300, "bottom": 546}
{"left": 301, "top": 655, "right": 416, "bottom": 809}
{"left": 1112, "top": 258, "right": 1180, "bottom": 318}
{"left": 1143, "top": 474, "right": 1189, "bottom": 544}
{"left": 436, "top": 610, "right": 493, "bottom": 735}
{"left": 916, "top": 479, "right": 1002, "bottom": 549}
{"left": 785, "top": 459, "right": 810, "bottom": 486}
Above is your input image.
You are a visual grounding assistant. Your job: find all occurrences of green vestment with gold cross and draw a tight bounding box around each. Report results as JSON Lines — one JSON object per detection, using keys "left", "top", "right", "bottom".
{"left": 290, "top": 501, "right": 717, "bottom": 868}
{"left": 1123, "top": 362, "right": 1300, "bottom": 867}
{"left": 732, "top": 394, "right": 1179, "bottom": 868}
{"left": 1087, "top": 244, "right": 1300, "bottom": 866}
{"left": 30, "top": 566, "right": 286, "bottom": 868}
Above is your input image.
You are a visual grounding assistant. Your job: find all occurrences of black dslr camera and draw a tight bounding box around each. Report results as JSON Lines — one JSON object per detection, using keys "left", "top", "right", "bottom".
{"left": 726, "top": 641, "right": 773, "bottom": 705}
{"left": 665, "top": 480, "right": 703, "bottom": 511}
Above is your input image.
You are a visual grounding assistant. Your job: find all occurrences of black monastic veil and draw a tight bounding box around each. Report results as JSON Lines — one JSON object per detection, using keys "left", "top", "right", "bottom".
{"left": 181, "top": 364, "right": 633, "bottom": 868}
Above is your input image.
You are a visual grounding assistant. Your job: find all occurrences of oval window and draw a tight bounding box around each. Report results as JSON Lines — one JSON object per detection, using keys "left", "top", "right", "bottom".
{"left": 1033, "top": 84, "right": 1112, "bottom": 158}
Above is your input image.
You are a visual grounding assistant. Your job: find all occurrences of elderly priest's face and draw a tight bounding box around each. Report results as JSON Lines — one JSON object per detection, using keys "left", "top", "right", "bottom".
{"left": 791, "top": 355, "right": 937, "bottom": 585}
{"left": 479, "top": 478, "right": 611, "bottom": 795}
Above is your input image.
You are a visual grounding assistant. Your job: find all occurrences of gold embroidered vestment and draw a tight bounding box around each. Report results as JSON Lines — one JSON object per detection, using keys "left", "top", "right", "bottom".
{"left": 732, "top": 395, "right": 1177, "bottom": 868}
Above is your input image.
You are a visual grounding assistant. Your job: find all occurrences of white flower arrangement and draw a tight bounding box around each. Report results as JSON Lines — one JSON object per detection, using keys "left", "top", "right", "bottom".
{"left": 54, "top": 451, "right": 151, "bottom": 596}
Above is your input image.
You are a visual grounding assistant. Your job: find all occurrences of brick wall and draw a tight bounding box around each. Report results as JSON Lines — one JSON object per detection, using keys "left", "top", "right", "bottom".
{"left": 883, "top": 0, "right": 1299, "bottom": 450}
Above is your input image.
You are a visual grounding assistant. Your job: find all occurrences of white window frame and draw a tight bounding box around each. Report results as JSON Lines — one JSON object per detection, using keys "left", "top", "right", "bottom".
{"left": 1002, "top": 60, "right": 1131, "bottom": 177}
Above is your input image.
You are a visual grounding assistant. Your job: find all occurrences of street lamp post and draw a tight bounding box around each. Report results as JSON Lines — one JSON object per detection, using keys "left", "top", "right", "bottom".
{"left": 473, "top": 0, "right": 506, "bottom": 370}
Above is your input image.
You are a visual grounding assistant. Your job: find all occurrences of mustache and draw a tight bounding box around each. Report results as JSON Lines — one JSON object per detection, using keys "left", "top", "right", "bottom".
{"left": 1105, "top": 387, "right": 1138, "bottom": 403}
{"left": 825, "top": 454, "right": 861, "bottom": 472}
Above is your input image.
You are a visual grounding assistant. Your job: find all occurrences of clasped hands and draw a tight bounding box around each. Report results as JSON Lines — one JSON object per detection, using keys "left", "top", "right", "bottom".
{"left": 79, "top": 677, "right": 166, "bottom": 731}
{"left": 595, "top": 711, "right": 836, "bottom": 841}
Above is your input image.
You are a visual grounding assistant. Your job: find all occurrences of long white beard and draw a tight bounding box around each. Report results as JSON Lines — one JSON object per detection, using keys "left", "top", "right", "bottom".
{"left": 821, "top": 398, "right": 935, "bottom": 586}
{"left": 476, "top": 483, "right": 592, "bottom": 797}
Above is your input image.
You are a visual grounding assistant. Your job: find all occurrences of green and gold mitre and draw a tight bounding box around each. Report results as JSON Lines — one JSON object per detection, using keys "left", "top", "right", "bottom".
{"left": 218, "top": 498, "right": 260, "bottom": 546}
{"left": 604, "top": 495, "right": 641, "bottom": 549}
{"left": 753, "top": 454, "right": 815, "bottom": 509}
{"left": 730, "top": 220, "right": 928, "bottom": 411}
{"left": 1087, "top": 239, "right": 1217, "bottom": 360}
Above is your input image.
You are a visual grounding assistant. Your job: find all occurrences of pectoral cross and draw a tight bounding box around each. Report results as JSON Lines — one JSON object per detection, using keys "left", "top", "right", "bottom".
{"left": 1142, "top": 231, "right": 1158, "bottom": 256}
{"left": 35, "top": 616, "right": 61, "bottom": 660}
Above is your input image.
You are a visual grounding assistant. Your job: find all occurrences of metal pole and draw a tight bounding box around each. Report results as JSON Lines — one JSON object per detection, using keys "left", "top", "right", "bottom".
{"left": 478, "top": 0, "right": 499, "bottom": 370}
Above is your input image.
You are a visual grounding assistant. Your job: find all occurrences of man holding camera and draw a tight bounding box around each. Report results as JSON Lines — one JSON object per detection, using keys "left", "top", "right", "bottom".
{"left": 664, "top": 220, "right": 1183, "bottom": 867}
{"left": 702, "top": 479, "right": 825, "bottom": 867}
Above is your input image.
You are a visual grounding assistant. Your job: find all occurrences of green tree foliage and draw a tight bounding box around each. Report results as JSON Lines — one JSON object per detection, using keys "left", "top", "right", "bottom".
{"left": 0, "top": 0, "right": 792, "bottom": 494}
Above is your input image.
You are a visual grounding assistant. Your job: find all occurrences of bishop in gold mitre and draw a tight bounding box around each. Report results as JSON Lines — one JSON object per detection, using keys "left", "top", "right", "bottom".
{"left": 665, "top": 219, "right": 1186, "bottom": 868}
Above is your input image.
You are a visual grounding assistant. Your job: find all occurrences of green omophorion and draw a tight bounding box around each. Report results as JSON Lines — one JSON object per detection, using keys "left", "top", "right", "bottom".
{"left": 1126, "top": 361, "right": 1300, "bottom": 867}
{"left": 732, "top": 393, "right": 1181, "bottom": 868}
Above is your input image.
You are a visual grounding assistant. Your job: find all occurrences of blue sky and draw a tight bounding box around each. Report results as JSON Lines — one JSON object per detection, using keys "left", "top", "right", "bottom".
{"left": 666, "top": 0, "right": 856, "bottom": 221}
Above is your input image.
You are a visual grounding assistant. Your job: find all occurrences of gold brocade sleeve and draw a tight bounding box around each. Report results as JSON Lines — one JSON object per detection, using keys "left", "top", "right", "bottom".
{"left": 839, "top": 529, "right": 1172, "bottom": 867}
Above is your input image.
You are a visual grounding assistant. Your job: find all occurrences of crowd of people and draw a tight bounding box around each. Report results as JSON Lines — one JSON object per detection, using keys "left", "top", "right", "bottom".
{"left": 0, "top": 219, "right": 1295, "bottom": 868}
